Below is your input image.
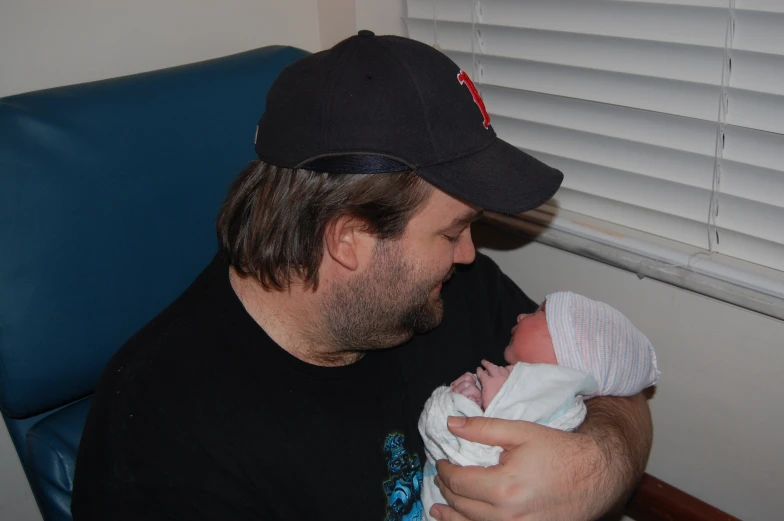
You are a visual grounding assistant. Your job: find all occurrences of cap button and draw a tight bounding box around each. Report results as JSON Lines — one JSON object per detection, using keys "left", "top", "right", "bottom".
{"left": 358, "top": 30, "right": 375, "bottom": 38}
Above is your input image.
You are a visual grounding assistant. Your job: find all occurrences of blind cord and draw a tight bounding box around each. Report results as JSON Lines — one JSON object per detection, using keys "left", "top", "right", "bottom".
{"left": 708, "top": 0, "right": 735, "bottom": 254}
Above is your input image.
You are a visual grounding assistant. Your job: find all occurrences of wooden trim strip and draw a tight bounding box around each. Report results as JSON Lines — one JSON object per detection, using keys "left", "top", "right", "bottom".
{"left": 624, "top": 473, "right": 742, "bottom": 521}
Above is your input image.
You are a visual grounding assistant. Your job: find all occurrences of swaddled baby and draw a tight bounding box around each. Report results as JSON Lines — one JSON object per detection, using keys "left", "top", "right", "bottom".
{"left": 417, "top": 291, "right": 660, "bottom": 521}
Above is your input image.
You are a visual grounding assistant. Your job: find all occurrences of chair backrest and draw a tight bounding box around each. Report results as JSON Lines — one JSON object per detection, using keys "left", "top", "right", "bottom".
{"left": 0, "top": 45, "right": 307, "bottom": 508}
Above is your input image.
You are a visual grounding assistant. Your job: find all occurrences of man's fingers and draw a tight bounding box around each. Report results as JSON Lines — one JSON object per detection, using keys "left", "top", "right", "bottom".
{"left": 429, "top": 503, "right": 470, "bottom": 521}
{"left": 434, "top": 475, "right": 496, "bottom": 521}
{"left": 447, "top": 415, "right": 550, "bottom": 449}
{"left": 436, "top": 460, "right": 502, "bottom": 504}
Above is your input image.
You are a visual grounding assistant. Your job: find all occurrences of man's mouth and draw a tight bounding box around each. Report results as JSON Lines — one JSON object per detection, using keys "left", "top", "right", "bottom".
{"left": 442, "top": 267, "right": 456, "bottom": 284}
{"left": 432, "top": 267, "right": 457, "bottom": 294}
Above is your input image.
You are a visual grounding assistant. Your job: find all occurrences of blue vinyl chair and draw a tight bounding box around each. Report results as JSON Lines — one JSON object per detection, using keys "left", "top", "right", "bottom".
{"left": 0, "top": 45, "right": 307, "bottom": 521}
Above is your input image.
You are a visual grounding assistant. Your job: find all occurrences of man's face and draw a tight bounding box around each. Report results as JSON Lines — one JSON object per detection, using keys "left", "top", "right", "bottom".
{"left": 325, "top": 188, "right": 480, "bottom": 350}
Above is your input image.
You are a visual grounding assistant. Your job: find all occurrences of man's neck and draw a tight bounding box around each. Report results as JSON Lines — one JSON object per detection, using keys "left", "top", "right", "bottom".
{"left": 228, "top": 267, "right": 362, "bottom": 367}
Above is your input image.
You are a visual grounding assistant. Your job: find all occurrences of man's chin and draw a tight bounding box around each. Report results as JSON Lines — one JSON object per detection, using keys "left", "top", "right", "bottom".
{"left": 411, "top": 300, "right": 444, "bottom": 335}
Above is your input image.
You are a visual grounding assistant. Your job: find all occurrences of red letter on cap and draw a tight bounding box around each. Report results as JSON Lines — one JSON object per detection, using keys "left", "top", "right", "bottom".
{"left": 457, "top": 70, "right": 491, "bottom": 129}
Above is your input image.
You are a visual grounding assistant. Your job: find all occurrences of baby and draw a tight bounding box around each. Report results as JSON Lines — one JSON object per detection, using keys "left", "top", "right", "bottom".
{"left": 417, "top": 291, "right": 660, "bottom": 521}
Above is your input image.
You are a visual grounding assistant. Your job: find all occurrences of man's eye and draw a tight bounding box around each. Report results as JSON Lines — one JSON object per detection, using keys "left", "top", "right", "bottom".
{"left": 443, "top": 234, "right": 460, "bottom": 243}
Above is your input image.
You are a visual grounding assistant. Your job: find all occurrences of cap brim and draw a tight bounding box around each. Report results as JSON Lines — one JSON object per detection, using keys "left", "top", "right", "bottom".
{"left": 416, "top": 138, "right": 564, "bottom": 215}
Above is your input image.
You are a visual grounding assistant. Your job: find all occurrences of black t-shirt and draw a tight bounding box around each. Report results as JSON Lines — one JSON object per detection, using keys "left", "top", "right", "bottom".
{"left": 72, "top": 252, "right": 537, "bottom": 521}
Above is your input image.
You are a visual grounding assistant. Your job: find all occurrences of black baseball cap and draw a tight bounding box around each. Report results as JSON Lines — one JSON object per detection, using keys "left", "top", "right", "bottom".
{"left": 254, "top": 31, "right": 563, "bottom": 215}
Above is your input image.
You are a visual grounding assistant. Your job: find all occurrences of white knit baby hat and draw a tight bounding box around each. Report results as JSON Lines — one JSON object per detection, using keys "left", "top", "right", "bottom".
{"left": 544, "top": 291, "right": 660, "bottom": 397}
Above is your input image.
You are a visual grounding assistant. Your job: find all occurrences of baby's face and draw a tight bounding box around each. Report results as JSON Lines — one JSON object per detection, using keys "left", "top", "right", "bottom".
{"left": 503, "top": 302, "right": 558, "bottom": 365}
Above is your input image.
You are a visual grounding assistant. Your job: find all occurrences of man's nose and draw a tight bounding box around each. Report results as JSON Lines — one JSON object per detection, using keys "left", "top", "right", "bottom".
{"left": 453, "top": 228, "right": 476, "bottom": 265}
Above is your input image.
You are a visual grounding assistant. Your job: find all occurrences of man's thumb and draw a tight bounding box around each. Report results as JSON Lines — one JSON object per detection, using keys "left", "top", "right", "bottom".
{"left": 447, "top": 415, "right": 540, "bottom": 449}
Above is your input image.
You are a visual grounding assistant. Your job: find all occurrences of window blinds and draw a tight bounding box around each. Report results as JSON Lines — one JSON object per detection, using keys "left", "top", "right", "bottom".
{"left": 406, "top": 0, "right": 784, "bottom": 273}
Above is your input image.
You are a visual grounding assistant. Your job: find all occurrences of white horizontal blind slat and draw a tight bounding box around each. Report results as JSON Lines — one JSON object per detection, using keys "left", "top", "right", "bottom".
{"left": 407, "top": 0, "right": 784, "bottom": 275}
{"left": 613, "top": 0, "right": 727, "bottom": 9}
{"left": 730, "top": 50, "right": 784, "bottom": 96}
{"left": 718, "top": 194, "right": 784, "bottom": 245}
{"left": 733, "top": 9, "right": 784, "bottom": 53}
{"left": 406, "top": 19, "right": 726, "bottom": 85}
{"left": 528, "top": 152, "right": 713, "bottom": 224}
{"left": 491, "top": 116, "right": 715, "bottom": 189}
{"left": 736, "top": 0, "right": 784, "bottom": 13}
{"left": 480, "top": 86, "right": 719, "bottom": 156}
{"left": 735, "top": 0, "right": 784, "bottom": 13}
{"left": 408, "top": 0, "right": 729, "bottom": 47}
{"left": 722, "top": 125, "right": 784, "bottom": 171}
{"left": 720, "top": 160, "right": 784, "bottom": 208}
{"left": 714, "top": 229, "right": 784, "bottom": 272}
{"left": 552, "top": 188, "right": 710, "bottom": 248}
{"left": 608, "top": 0, "right": 726, "bottom": 7}
{"left": 443, "top": 50, "right": 722, "bottom": 121}
{"left": 726, "top": 88, "right": 784, "bottom": 134}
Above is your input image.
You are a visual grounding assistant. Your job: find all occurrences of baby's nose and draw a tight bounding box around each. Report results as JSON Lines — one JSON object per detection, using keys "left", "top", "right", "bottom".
{"left": 516, "top": 313, "right": 526, "bottom": 323}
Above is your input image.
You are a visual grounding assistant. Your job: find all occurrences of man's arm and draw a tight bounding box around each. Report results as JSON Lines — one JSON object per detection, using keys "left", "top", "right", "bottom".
{"left": 430, "top": 394, "right": 653, "bottom": 521}
{"left": 579, "top": 393, "right": 653, "bottom": 511}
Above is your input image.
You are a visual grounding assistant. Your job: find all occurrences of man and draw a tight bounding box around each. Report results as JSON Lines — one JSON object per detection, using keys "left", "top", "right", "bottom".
{"left": 72, "top": 32, "right": 652, "bottom": 521}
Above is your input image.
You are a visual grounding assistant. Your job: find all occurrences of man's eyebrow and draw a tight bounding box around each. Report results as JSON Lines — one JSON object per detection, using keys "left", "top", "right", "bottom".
{"left": 445, "top": 209, "right": 485, "bottom": 229}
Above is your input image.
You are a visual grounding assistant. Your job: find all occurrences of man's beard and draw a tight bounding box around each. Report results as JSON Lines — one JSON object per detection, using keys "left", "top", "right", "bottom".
{"left": 322, "top": 240, "right": 453, "bottom": 352}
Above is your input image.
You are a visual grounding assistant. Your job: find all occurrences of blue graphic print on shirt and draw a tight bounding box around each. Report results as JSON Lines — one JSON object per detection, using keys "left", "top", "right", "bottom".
{"left": 383, "top": 433, "right": 423, "bottom": 521}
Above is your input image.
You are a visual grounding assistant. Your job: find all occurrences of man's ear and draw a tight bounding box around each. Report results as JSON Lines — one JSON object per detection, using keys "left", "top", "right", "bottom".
{"left": 325, "top": 214, "right": 371, "bottom": 271}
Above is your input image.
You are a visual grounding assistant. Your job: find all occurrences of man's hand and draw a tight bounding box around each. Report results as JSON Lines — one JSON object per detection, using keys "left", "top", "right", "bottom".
{"left": 431, "top": 393, "right": 652, "bottom": 521}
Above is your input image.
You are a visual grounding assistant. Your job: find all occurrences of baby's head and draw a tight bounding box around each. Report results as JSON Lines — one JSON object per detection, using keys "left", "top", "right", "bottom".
{"left": 504, "top": 291, "right": 660, "bottom": 397}
{"left": 503, "top": 301, "right": 557, "bottom": 365}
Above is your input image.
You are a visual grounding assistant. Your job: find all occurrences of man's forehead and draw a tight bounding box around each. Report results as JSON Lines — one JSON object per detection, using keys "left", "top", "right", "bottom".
{"left": 417, "top": 186, "right": 482, "bottom": 223}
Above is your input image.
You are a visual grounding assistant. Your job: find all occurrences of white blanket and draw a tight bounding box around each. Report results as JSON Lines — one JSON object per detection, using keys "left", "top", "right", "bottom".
{"left": 417, "top": 362, "right": 600, "bottom": 521}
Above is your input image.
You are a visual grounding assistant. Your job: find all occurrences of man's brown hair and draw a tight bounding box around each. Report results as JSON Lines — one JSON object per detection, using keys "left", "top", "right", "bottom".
{"left": 217, "top": 160, "right": 433, "bottom": 290}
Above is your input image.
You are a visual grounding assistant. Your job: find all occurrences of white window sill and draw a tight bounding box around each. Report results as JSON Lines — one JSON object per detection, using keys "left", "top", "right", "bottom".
{"left": 482, "top": 207, "right": 784, "bottom": 321}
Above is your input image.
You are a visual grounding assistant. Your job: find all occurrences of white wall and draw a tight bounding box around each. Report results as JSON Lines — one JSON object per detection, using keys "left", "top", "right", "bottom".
{"left": 0, "top": 0, "right": 407, "bottom": 99}
{"left": 0, "top": 0, "right": 321, "bottom": 98}
{"left": 356, "top": 0, "right": 406, "bottom": 38}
